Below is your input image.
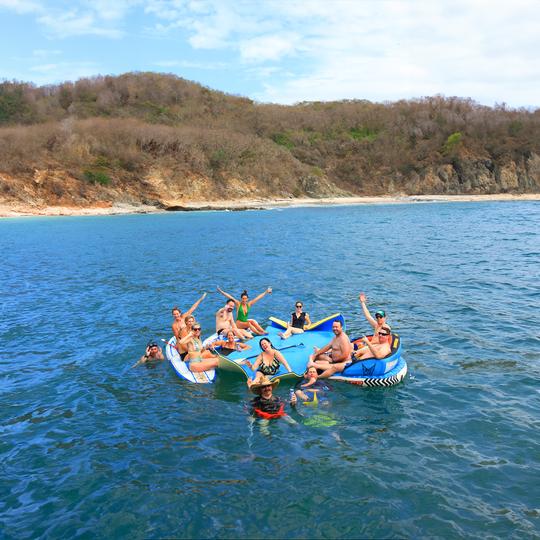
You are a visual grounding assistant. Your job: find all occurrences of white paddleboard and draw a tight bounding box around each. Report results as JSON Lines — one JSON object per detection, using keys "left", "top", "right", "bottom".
{"left": 165, "top": 337, "right": 216, "bottom": 384}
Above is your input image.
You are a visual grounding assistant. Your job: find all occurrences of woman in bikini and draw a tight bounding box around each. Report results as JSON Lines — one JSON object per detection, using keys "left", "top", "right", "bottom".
{"left": 247, "top": 337, "right": 293, "bottom": 384}
{"left": 217, "top": 286, "right": 271, "bottom": 336}
{"left": 210, "top": 330, "right": 251, "bottom": 356}
{"left": 184, "top": 324, "right": 219, "bottom": 372}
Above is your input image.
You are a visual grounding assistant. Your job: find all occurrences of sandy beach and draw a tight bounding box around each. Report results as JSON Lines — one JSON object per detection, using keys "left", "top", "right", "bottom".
{"left": 0, "top": 193, "right": 538, "bottom": 218}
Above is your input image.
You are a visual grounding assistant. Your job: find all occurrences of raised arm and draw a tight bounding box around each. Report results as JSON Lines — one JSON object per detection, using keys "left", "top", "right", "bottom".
{"left": 217, "top": 287, "right": 239, "bottom": 304}
{"left": 249, "top": 287, "right": 272, "bottom": 306}
{"left": 177, "top": 331, "right": 195, "bottom": 346}
{"left": 359, "top": 292, "right": 377, "bottom": 329}
{"left": 185, "top": 292, "right": 207, "bottom": 317}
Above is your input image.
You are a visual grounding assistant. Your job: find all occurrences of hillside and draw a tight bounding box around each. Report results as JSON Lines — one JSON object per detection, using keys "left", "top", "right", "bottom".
{"left": 1, "top": 72, "right": 539, "bottom": 212}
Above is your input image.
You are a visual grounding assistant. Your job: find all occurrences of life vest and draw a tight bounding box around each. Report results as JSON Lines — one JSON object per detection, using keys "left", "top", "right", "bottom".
{"left": 253, "top": 402, "right": 286, "bottom": 419}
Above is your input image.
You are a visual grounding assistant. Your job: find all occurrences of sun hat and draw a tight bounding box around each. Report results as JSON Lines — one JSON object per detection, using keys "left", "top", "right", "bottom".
{"left": 250, "top": 375, "right": 280, "bottom": 394}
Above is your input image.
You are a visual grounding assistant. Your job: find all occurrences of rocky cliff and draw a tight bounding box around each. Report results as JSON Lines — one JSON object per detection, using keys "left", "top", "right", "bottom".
{"left": 1, "top": 73, "right": 539, "bottom": 212}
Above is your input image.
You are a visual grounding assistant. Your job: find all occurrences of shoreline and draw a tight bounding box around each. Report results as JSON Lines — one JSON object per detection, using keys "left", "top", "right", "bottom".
{"left": 0, "top": 193, "right": 539, "bottom": 218}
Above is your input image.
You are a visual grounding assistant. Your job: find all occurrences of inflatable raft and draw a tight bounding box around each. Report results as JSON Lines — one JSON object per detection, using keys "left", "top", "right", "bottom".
{"left": 215, "top": 313, "right": 345, "bottom": 382}
{"left": 165, "top": 336, "right": 216, "bottom": 384}
{"left": 330, "top": 333, "right": 407, "bottom": 387}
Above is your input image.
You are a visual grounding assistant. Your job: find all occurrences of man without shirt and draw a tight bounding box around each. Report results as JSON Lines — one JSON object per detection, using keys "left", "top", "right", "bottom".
{"left": 315, "top": 327, "right": 393, "bottom": 379}
{"left": 308, "top": 320, "right": 352, "bottom": 378}
{"left": 215, "top": 299, "right": 252, "bottom": 340}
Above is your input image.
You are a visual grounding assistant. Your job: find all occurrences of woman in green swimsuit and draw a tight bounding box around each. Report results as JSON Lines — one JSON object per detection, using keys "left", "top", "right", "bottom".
{"left": 217, "top": 286, "right": 271, "bottom": 336}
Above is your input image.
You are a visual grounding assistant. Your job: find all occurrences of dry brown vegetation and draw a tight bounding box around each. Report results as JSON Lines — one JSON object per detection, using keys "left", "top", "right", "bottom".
{"left": 1, "top": 72, "right": 539, "bottom": 208}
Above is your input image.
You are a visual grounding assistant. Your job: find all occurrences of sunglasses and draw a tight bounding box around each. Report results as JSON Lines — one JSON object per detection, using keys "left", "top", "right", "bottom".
{"left": 296, "top": 305, "right": 302, "bottom": 308}
{"left": 193, "top": 327, "right": 201, "bottom": 331}
{"left": 378, "top": 332, "right": 390, "bottom": 337}
{"left": 375, "top": 314, "right": 384, "bottom": 319}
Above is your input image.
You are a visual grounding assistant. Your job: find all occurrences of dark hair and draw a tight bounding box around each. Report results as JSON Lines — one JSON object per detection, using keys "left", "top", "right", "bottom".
{"left": 171, "top": 306, "right": 181, "bottom": 314}
{"left": 259, "top": 337, "right": 273, "bottom": 350}
{"left": 241, "top": 290, "right": 248, "bottom": 298}
{"left": 333, "top": 320, "right": 343, "bottom": 326}
{"left": 226, "top": 299, "right": 235, "bottom": 306}
{"left": 147, "top": 341, "right": 158, "bottom": 348}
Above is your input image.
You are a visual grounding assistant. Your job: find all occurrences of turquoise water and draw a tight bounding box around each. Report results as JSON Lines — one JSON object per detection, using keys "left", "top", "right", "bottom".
{"left": 1, "top": 202, "right": 539, "bottom": 539}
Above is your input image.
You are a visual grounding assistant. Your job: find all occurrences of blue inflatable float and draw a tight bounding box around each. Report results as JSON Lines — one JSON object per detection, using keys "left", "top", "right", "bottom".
{"left": 329, "top": 333, "right": 407, "bottom": 387}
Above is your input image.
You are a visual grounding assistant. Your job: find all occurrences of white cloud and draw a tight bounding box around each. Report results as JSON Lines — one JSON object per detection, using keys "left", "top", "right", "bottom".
{"left": 239, "top": 33, "right": 300, "bottom": 62}
{"left": 32, "top": 48, "right": 62, "bottom": 58}
{"left": 0, "top": 0, "right": 41, "bottom": 14}
{"left": 37, "top": 10, "right": 124, "bottom": 38}
{"left": 1, "top": 0, "right": 134, "bottom": 38}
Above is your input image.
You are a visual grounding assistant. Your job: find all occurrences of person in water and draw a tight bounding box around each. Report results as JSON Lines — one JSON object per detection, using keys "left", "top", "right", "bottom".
{"left": 215, "top": 299, "right": 253, "bottom": 340}
{"left": 308, "top": 320, "right": 353, "bottom": 378}
{"left": 358, "top": 292, "right": 391, "bottom": 344}
{"left": 210, "top": 330, "right": 251, "bottom": 355}
{"left": 217, "top": 286, "right": 271, "bottom": 335}
{"left": 278, "top": 301, "right": 312, "bottom": 340}
{"left": 291, "top": 366, "right": 331, "bottom": 406}
{"left": 247, "top": 337, "right": 293, "bottom": 384}
{"left": 132, "top": 342, "right": 164, "bottom": 368}
{"left": 248, "top": 375, "right": 286, "bottom": 419}
{"left": 184, "top": 324, "right": 219, "bottom": 372}
{"left": 171, "top": 292, "right": 207, "bottom": 341}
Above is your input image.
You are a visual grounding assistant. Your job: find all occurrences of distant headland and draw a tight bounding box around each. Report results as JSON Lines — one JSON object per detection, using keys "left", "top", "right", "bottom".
{"left": 1, "top": 72, "right": 539, "bottom": 217}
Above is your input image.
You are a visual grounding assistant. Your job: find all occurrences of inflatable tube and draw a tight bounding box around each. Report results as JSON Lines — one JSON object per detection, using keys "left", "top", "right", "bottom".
{"left": 165, "top": 336, "right": 216, "bottom": 384}
{"left": 330, "top": 333, "right": 407, "bottom": 387}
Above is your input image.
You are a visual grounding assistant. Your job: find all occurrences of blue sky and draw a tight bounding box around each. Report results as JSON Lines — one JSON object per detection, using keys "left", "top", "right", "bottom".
{"left": 1, "top": 0, "right": 539, "bottom": 108}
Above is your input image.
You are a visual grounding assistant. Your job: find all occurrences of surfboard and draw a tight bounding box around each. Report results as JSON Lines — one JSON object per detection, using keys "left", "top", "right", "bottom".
{"left": 165, "top": 336, "right": 216, "bottom": 384}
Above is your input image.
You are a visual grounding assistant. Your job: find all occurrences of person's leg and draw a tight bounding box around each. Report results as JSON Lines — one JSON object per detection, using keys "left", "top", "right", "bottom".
{"left": 279, "top": 325, "right": 292, "bottom": 339}
{"left": 318, "top": 362, "right": 347, "bottom": 378}
{"left": 190, "top": 358, "right": 219, "bottom": 372}
{"left": 233, "top": 326, "right": 252, "bottom": 340}
{"left": 248, "top": 319, "right": 266, "bottom": 335}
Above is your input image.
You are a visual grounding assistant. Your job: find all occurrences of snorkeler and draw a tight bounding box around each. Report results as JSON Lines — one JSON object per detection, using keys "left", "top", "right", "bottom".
{"left": 131, "top": 341, "right": 164, "bottom": 368}
{"left": 217, "top": 286, "right": 272, "bottom": 335}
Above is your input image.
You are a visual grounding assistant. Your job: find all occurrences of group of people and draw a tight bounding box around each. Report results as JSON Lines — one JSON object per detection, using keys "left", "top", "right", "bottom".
{"left": 133, "top": 289, "right": 393, "bottom": 418}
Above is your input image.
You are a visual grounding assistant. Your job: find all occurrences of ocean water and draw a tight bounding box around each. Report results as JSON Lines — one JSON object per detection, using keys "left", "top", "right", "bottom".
{"left": 1, "top": 202, "right": 539, "bottom": 539}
